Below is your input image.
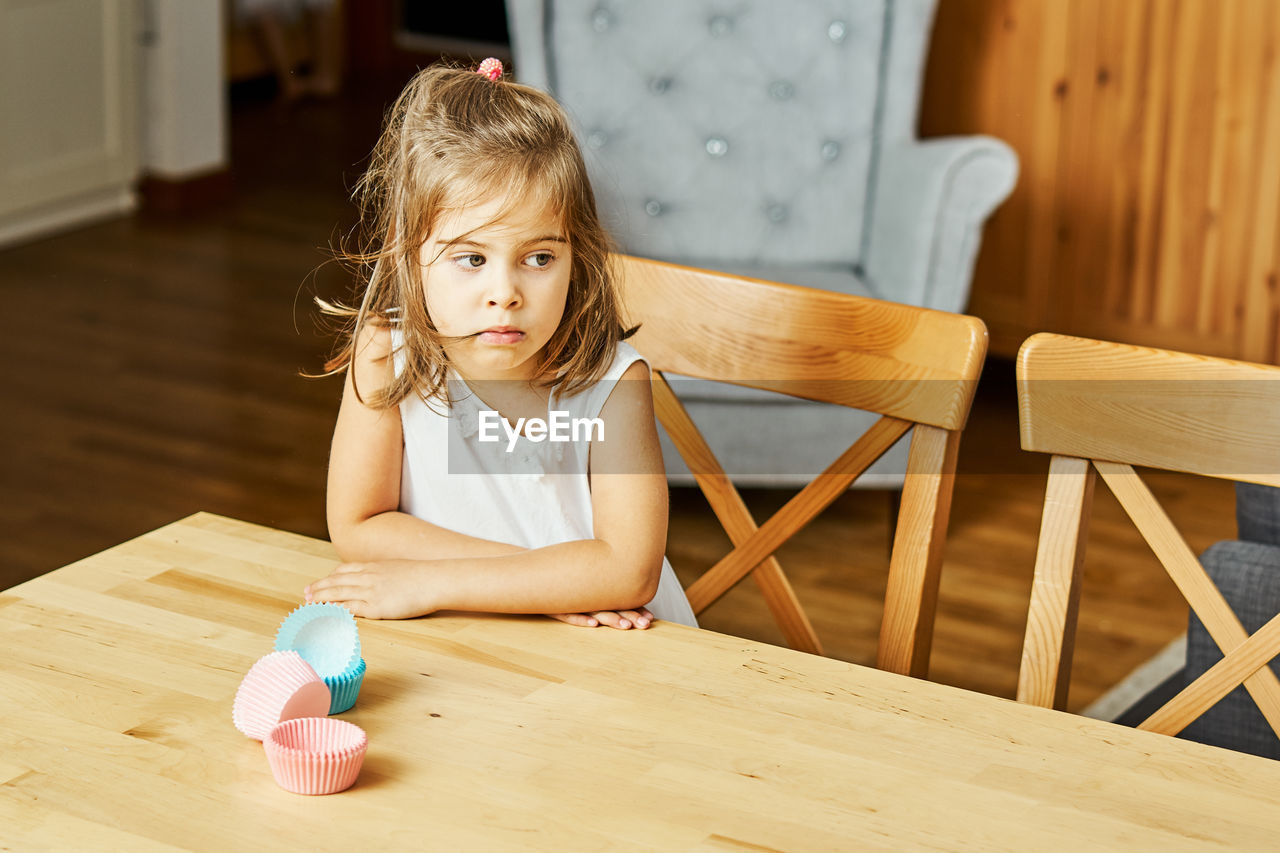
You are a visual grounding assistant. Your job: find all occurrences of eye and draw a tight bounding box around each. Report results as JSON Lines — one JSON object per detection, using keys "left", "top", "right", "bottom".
{"left": 452, "top": 253, "right": 485, "bottom": 269}
{"left": 525, "top": 251, "right": 555, "bottom": 269}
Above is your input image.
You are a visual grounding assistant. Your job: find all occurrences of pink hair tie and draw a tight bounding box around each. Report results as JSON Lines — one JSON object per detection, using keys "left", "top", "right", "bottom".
{"left": 476, "top": 58, "right": 503, "bottom": 82}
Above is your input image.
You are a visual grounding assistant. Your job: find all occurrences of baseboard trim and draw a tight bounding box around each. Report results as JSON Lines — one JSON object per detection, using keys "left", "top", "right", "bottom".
{"left": 1081, "top": 633, "right": 1187, "bottom": 722}
{"left": 139, "top": 168, "right": 234, "bottom": 215}
{"left": 0, "top": 186, "right": 136, "bottom": 250}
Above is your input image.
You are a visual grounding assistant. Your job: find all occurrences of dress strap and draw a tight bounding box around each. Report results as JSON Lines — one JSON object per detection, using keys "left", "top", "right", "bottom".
{"left": 560, "top": 341, "right": 647, "bottom": 422}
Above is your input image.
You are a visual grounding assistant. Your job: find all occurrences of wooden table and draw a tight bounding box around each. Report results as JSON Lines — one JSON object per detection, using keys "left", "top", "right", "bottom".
{"left": 4, "top": 514, "right": 1280, "bottom": 850}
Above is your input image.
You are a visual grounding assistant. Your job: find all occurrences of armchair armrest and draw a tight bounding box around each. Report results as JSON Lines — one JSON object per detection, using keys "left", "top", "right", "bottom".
{"left": 864, "top": 136, "right": 1018, "bottom": 313}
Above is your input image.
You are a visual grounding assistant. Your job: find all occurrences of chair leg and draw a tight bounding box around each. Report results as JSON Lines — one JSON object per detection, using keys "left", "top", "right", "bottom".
{"left": 878, "top": 426, "right": 962, "bottom": 677}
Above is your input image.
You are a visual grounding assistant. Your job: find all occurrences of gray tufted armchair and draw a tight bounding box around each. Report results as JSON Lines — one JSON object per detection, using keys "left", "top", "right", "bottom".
{"left": 507, "top": 0, "right": 1018, "bottom": 487}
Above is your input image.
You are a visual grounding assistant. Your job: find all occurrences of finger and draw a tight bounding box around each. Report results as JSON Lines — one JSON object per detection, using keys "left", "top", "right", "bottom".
{"left": 308, "top": 583, "right": 367, "bottom": 605}
{"left": 304, "top": 580, "right": 335, "bottom": 601}
{"left": 335, "top": 599, "right": 372, "bottom": 618}
{"left": 308, "top": 572, "right": 371, "bottom": 594}
{"left": 304, "top": 573, "right": 350, "bottom": 597}
{"left": 591, "top": 611, "right": 632, "bottom": 630}
{"left": 547, "top": 613, "right": 599, "bottom": 627}
{"left": 304, "top": 577, "right": 327, "bottom": 597}
{"left": 618, "top": 609, "right": 652, "bottom": 629}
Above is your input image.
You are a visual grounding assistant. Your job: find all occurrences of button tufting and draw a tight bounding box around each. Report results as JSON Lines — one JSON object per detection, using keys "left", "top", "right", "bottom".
{"left": 821, "top": 140, "right": 841, "bottom": 161}
{"left": 704, "top": 137, "right": 728, "bottom": 158}
{"left": 586, "top": 130, "right": 608, "bottom": 149}
{"left": 765, "top": 204, "right": 789, "bottom": 223}
{"left": 644, "top": 199, "right": 664, "bottom": 217}
{"left": 828, "top": 20, "right": 848, "bottom": 43}
{"left": 769, "top": 80, "right": 795, "bottom": 101}
{"left": 590, "top": 7, "right": 612, "bottom": 32}
{"left": 649, "top": 76, "right": 673, "bottom": 94}
{"left": 708, "top": 15, "right": 733, "bottom": 37}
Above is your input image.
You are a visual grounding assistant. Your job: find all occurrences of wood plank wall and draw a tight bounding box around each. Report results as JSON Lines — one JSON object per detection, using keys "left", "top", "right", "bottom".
{"left": 921, "top": 0, "right": 1280, "bottom": 365}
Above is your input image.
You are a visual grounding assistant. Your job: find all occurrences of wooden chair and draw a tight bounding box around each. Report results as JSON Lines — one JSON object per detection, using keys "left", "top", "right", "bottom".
{"left": 615, "top": 255, "right": 988, "bottom": 675}
{"left": 1016, "top": 332, "right": 1280, "bottom": 737}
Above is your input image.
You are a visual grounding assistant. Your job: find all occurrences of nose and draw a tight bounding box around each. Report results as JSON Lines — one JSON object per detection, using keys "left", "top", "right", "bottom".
{"left": 484, "top": 266, "right": 521, "bottom": 309}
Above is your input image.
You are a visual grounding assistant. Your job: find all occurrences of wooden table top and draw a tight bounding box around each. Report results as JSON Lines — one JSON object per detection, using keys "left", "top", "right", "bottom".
{"left": 3, "top": 513, "right": 1279, "bottom": 851}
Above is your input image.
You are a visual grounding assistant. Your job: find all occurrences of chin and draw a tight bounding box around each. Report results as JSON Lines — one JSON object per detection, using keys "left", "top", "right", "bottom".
{"left": 472, "top": 355, "right": 538, "bottom": 378}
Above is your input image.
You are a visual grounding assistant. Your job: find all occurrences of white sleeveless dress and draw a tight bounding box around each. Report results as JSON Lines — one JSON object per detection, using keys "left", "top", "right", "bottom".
{"left": 394, "top": 339, "right": 697, "bottom": 627}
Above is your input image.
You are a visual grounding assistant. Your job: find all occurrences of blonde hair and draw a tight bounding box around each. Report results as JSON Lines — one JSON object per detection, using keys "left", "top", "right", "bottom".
{"left": 320, "top": 63, "right": 631, "bottom": 408}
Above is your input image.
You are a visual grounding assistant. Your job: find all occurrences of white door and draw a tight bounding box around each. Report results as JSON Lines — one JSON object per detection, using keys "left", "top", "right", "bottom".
{"left": 0, "top": 0, "right": 139, "bottom": 244}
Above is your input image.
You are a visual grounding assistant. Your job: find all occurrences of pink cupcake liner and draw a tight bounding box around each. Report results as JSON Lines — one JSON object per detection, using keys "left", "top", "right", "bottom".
{"left": 232, "top": 650, "right": 332, "bottom": 741}
{"left": 264, "top": 717, "right": 368, "bottom": 795}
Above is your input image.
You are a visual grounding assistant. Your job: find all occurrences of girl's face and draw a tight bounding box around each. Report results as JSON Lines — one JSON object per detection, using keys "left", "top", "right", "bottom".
{"left": 421, "top": 192, "right": 571, "bottom": 383}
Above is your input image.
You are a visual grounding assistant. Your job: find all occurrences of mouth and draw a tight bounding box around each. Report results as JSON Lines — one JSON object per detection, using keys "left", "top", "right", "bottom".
{"left": 477, "top": 326, "right": 525, "bottom": 345}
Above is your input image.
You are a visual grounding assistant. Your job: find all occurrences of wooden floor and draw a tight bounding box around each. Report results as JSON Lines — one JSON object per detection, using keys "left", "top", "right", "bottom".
{"left": 0, "top": 75, "right": 1237, "bottom": 711}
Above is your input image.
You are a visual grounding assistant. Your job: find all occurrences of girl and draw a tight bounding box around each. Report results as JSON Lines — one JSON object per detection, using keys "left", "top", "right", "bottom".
{"left": 304, "top": 60, "right": 697, "bottom": 630}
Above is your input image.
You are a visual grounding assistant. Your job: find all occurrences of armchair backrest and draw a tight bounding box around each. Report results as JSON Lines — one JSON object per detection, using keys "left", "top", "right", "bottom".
{"left": 506, "top": 0, "right": 939, "bottom": 268}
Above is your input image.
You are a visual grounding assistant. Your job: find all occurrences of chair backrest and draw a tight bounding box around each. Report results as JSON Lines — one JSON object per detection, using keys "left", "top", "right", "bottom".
{"left": 506, "top": 0, "right": 938, "bottom": 268}
{"left": 616, "top": 254, "right": 987, "bottom": 674}
{"left": 1015, "top": 332, "right": 1280, "bottom": 736}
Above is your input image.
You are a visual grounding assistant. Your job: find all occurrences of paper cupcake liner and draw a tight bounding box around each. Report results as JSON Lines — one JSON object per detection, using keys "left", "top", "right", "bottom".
{"left": 264, "top": 716, "right": 368, "bottom": 795}
{"left": 232, "top": 651, "right": 332, "bottom": 741}
{"left": 325, "top": 657, "right": 366, "bottom": 715}
{"left": 274, "top": 603, "right": 361, "bottom": 680}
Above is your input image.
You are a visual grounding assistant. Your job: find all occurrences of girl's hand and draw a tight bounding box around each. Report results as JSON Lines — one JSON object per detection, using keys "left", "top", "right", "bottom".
{"left": 304, "top": 560, "right": 435, "bottom": 620}
{"left": 547, "top": 607, "right": 654, "bottom": 630}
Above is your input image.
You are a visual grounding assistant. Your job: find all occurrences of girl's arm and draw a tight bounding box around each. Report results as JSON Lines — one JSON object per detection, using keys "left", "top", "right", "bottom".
{"left": 308, "top": 361, "right": 668, "bottom": 621}
{"left": 326, "top": 324, "right": 526, "bottom": 561}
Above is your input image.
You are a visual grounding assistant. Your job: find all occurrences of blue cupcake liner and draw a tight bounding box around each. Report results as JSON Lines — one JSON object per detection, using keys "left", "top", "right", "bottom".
{"left": 274, "top": 603, "right": 361, "bottom": 680}
{"left": 325, "top": 657, "right": 366, "bottom": 714}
